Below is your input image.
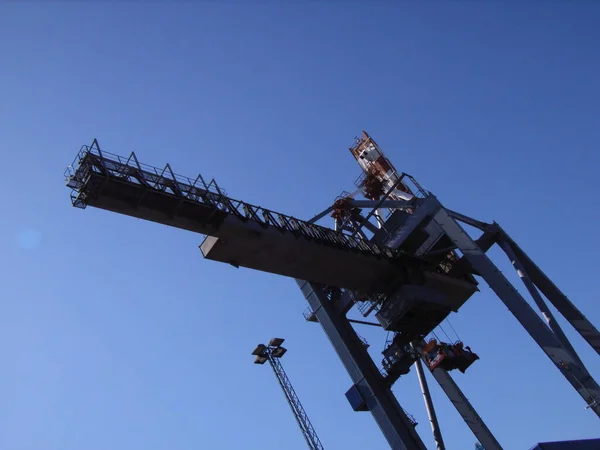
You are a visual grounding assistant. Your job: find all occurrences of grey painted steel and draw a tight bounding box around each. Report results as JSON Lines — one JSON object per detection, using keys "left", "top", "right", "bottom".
{"left": 349, "top": 177, "right": 408, "bottom": 240}
{"left": 445, "top": 209, "right": 490, "bottom": 231}
{"left": 427, "top": 365, "right": 503, "bottom": 450}
{"left": 199, "top": 218, "right": 400, "bottom": 292}
{"left": 267, "top": 351, "right": 325, "bottom": 450}
{"left": 529, "top": 438, "right": 600, "bottom": 450}
{"left": 349, "top": 199, "right": 413, "bottom": 209}
{"left": 350, "top": 211, "right": 380, "bottom": 235}
{"left": 448, "top": 229, "right": 499, "bottom": 279}
{"left": 432, "top": 206, "right": 600, "bottom": 416}
{"left": 67, "top": 147, "right": 397, "bottom": 259}
{"left": 296, "top": 280, "right": 427, "bottom": 450}
{"left": 413, "top": 356, "right": 446, "bottom": 450}
{"left": 334, "top": 290, "right": 355, "bottom": 315}
{"left": 68, "top": 145, "right": 419, "bottom": 293}
{"left": 498, "top": 227, "right": 600, "bottom": 356}
{"left": 498, "top": 240, "right": 584, "bottom": 367}
{"left": 347, "top": 318, "right": 382, "bottom": 327}
{"left": 66, "top": 140, "right": 600, "bottom": 445}
{"left": 386, "top": 198, "right": 440, "bottom": 250}
{"left": 308, "top": 206, "right": 334, "bottom": 224}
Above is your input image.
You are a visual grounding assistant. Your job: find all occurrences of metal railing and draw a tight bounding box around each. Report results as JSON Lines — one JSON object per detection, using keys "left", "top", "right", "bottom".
{"left": 354, "top": 171, "right": 430, "bottom": 200}
{"left": 66, "top": 142, "right": 400, "bottom": 260}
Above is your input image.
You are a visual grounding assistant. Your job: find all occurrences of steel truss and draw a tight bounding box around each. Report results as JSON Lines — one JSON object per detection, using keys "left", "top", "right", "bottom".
{"left": 268, "top": 353, "right": 324, "bottom": 450}
{"left": 254, "top": 342, "right": 325, "bottom": 450}
{"left": 303, "top": 185, "right": 600, "bottom": 448}
{"left": 64, "top": 138, "right": 600, "bottom": 450}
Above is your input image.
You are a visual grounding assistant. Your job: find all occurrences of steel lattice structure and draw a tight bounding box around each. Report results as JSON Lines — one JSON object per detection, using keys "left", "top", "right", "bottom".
{"left": 64, "top": 133, "right": 600, "bottom": 450}
{"left": 268, "top": 355, "right": 324, "bottom": 450}
{"left": 252, "top": 339, "right": 324, "bottom": 450}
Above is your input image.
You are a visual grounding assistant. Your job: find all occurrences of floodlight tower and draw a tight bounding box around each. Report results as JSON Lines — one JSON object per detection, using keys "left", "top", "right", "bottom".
{"left": 252, "top": 338, "right": 324, "bottom": 450}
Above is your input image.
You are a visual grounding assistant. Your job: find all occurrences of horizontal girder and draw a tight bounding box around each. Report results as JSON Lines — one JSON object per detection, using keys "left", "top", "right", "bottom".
{"left": 66, "top": 143, "right": 425, "bottom": 292}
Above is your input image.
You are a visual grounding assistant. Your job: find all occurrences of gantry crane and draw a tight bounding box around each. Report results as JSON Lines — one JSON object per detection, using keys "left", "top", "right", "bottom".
{"left": 252, "top": 338, "right": 324, "bottom": 450}
{"left": 64, "top": 134, "right": 600, "bottom": 449}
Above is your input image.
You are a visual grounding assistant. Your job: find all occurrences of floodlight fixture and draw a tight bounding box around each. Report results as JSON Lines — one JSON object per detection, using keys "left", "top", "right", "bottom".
{"left": 252, "top": 344, "right": 267, "bottom": 356}
{"left": 272, "top": 346, "right": 288, "bottom": 358}
{"left": 254, "top": 355, "right": 268, "bottom": 365}
{"left": 269, "top": 337, "right": 285, "bottom": 348}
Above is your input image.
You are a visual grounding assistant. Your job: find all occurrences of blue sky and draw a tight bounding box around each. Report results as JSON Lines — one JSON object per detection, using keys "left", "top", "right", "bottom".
{"left": 1, "top": 2, "right": 600, "bottom": 449}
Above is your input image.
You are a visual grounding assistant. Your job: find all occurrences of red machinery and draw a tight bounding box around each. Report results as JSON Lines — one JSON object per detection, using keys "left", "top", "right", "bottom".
{"left": 422, "top": 339, "right": 479, "bottom": 373}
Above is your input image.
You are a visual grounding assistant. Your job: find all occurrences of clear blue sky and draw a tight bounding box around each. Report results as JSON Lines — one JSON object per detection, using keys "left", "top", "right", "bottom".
{"left": 1, "top": 2, "right": 600, "bottom": 449}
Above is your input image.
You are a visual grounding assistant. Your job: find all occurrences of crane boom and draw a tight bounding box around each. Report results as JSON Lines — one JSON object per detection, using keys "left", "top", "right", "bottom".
{"left": 66, "top": 139, "right": 418, "bottom": 294}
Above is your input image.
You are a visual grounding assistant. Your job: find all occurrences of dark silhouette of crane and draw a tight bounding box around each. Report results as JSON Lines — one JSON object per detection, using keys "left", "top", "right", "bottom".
{"left": 64, "top": 135, "right": 600, "bottom": 449}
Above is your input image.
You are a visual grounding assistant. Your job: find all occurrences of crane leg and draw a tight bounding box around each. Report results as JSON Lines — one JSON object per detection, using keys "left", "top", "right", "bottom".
{"left": 297, "top": 280, "right": 427, "bottom": 450}
{"left": 431, "top": 206, "right": 600, "bottom": 416}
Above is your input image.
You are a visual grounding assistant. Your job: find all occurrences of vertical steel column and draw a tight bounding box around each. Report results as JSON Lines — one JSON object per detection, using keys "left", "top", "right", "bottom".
{"left": 296, "top": 280, "right": 427, "bottom": 450}
{"left": 413, "top": 357, "right": 446, "bottom": 450}
{"left": 431, "top": 205, "right": 600, "bottom": 416}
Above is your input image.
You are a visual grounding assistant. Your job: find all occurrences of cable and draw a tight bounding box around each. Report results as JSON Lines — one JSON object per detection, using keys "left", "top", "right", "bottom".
{"left": 446, "top": 318, "right": 461, "bottom": 343}
{"left": 438, "top": 324, "right": 452, "bottom": 343}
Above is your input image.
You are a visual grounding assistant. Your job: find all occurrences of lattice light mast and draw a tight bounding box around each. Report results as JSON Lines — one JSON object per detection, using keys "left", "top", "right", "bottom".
{"left": 252, "top": 338, "right": 324, "bottom": 450}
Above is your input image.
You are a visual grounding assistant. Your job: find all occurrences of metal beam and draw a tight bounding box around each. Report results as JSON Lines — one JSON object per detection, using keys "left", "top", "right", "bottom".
{"left": 498, "top": 239, "right": 584, "bottom": 367}
{"left": 445, "top": 209, "right": 490, "bottom": 231}
{"left": 347, "top": 318, "right": 382, "bottom": 327}
{"left": 350, "top": 177, "right": 407, "bottom": 239}
{"left": 350, "top": 210, "right": 380, "bottom": 235}
{"left": 448, "top": 228, "right": 499, "bottom": 278}
{"left": 309, "top": 206, "right": 334, "bottom": 224}
{"left": 349, "top": 199, "right": 413, "bottom": 209}
{"left": 385, "top": 197, "right": 440, "bottom": 250}
{"left": 413, "top": 355, "right": 446, "bottom": 450}
{"left": 427, "top": 365, "right": 502, "bottom": 450}
{"left": 497, "top": 227, "right": 600, "bottom": 356}
{"left": 431, "top": 205, "right": 600, "bottom": 416}
{"left": 296, "top": 280, "right": 427, "bottom": 450}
